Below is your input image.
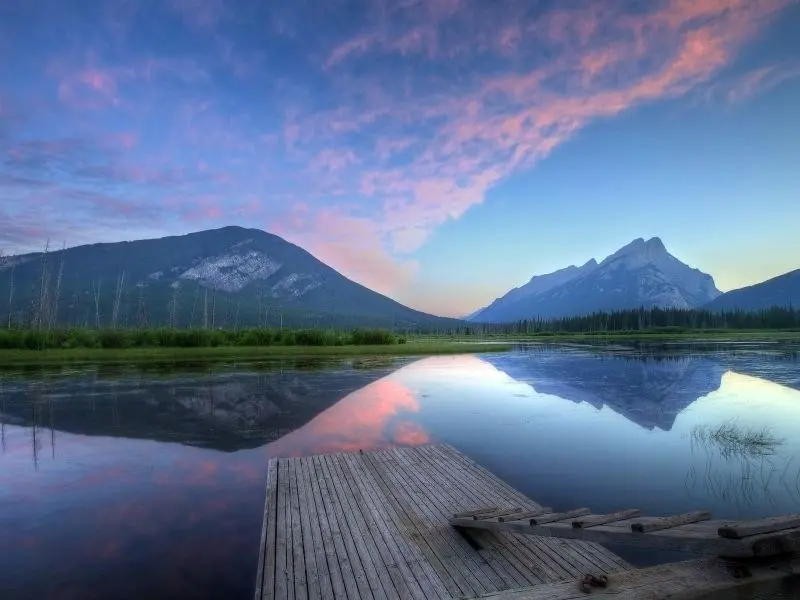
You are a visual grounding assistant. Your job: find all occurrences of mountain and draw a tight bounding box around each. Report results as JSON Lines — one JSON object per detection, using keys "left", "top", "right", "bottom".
{"left": 704, "top": 269, "right": 800, "bottom": 312}
{"left": 469, "top": 259, "right": 598, "bottom": 322}
{"left": 468, "top": 237, "right": 720, "bottom": 322}
{"left": 0, "top": 226, "right": 459, "bottom": 330}
{"left": 485, "top": 348, "right": 725, "bottom": 430}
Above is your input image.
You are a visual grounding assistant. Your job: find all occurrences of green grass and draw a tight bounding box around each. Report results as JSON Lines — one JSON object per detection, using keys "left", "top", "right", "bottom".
{"left": 0, "top": 341, "right": 513, "bottom": 365}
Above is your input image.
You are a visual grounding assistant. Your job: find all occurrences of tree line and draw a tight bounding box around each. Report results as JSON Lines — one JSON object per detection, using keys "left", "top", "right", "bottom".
{"left": 0, "top": 327, "right": 404, "bottom": 350}
{"left": 468, "top": 306, "right": 800, "bottom": 335}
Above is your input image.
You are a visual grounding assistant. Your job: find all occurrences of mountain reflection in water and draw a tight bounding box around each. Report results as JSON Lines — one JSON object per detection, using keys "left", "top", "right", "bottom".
{"left": 1, "top": 344, "right": 799, "bottom": 600}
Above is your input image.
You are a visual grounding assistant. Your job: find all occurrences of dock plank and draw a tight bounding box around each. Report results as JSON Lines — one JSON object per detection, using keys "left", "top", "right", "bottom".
{"left": 340, "top": 452, "right": 432, "bottom": 600}
{"left": 255, "top": 458, "right": 278, "bottom": 600}
{"left": 316, "top": 454, "right": 379, "bottom": 600}
{"left": 322, "top": 453, "right": 394, "bottom": 600}
{"left": 288, "top": 459, "right": 309, "bottom": 600}
{"left": 328, "top": 453, "right": 407, "bottom": 599}
{"left": 275, "top": 459, "right": 290, "bottom": 600}
{"left": 300, "top": 456, "right": 349, "bottom": 600}
{"left": 291, "top": 458, "right": 320, "bottom": 599}
{"left": 295, "top": 456, "right": 335, "bottom": 600}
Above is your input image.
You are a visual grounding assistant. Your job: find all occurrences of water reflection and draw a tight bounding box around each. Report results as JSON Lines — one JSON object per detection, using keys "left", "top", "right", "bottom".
{"left": 1, "top": 345, "right": 800, "bottom": 599}
{"left": 0, "top": 359, "right": 407, "bottom": 453}
{"left": 268, "top": 378, "right": 428, "bottom": 456}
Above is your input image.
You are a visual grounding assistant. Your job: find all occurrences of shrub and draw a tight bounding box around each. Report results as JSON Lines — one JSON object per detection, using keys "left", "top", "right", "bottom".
{"left": 349, "top": 329, "right": 396, "bottom": 345}
{"left": 99, "top": 330, "right": 129, "bottom": 349}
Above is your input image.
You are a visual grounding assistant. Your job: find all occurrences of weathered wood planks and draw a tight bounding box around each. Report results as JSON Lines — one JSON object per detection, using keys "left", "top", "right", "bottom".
{"left": 498, "top": 508, "right": 553, "bottom": 523}
{"left": 255, "top": 444, "right": 631, "bottom": 600}
{"left": 530, "top": 508, "right": 590, "bottom": 525}
{"left": 572, "top": 509, "right": 640, "bottom": 529}
{"left": 472, "top": 557, "right": 800, "bottom": 600}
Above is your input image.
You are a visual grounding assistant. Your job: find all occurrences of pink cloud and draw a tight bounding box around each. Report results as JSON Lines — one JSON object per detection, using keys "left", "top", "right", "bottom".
{"left": 308, "top": 148, "right": 359, "bottom": 172}
{"left": 325, "top": 34, "right": 381, "bottom": 69}
{"left": 273, "top": 205, "right": 419, "bottom": 296}
{"left": 724, "top": 63, "right": 800, "bottom": 103}
{"left": 57, "top": 67, "right": 120, "bottom": 109}
{"left": 302, "top": 0, "right": 792, "bottom": 266}
{"left": 169, "top": 0, "right": 231, "bottom": 29}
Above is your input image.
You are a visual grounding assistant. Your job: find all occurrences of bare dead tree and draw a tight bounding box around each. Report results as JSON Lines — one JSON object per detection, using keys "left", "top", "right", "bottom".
{"left": 136, "top": 282, "right": 148, "bottom": 328}
{"left": 189, "top": 283, "right": 199, "bottom": 328}
{"left": 122, "top": 286, "right": 130, "bottom": 328}
{"left": 1, "top": 376, "right": 6, "bottom": 454}
{"left": 234, "top": 299, "right": 241, "bottom": 331}
{"left": 257, "top": 285, "right": 263, "bottom": 328}
{"left": 211, "top": 287, "right": 217, "bottom": 329}
{"left": 170, "top": 282, "right": 180, "bottom": 328}
{"left": 48, "top": 242, "right": 66, "bottom": 331}
{"left": 202, "top": 288, "right": 207, "bottom": 329}
{"left": 36, "top": 239, "right": 50, "bottom": 330}
{"left": 110, "top": 271, "right": 125, "bottom": 330}
{"left": 5, "top": 261, "right": 14, "bottom": 330}
{"left": 92, "top": 279, "right": 102, "bottom": 329}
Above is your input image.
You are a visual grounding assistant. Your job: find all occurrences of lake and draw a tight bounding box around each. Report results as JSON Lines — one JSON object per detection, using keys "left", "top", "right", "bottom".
{"left": 2, "top": 342, "right": 799, "bottom": 599}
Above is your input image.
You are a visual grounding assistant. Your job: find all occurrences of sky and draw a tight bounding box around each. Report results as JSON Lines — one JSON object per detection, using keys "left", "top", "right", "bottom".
{"left": 1, "top": 0, "right": 799, "bottom": 317}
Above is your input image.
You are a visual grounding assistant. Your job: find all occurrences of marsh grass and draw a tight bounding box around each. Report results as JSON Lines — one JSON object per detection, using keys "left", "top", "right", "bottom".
{"left": 0, "top": 341, "right": 513, "bottom": 366}
{"left": 685, "top": 420, "right": 799, "bottom": 509}
{"left": 690, "top": 420, "right": 785, "bottom": 460}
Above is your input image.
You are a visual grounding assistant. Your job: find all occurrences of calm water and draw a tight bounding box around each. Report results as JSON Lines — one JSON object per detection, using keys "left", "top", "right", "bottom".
{"left": 1, "top": 343, "right": 800, "bottom": 599}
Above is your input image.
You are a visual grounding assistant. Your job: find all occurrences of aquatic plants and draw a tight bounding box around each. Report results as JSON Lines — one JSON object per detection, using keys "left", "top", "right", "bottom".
{"left": 690, "top": 420, "right": 784, "bottom": 460}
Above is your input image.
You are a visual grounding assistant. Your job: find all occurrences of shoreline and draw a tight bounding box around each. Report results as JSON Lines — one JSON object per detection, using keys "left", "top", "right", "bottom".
{"left": 0, "top": 341, "right": 514, "bottom": 365}
{"left": 416, "top": 330, "right": 800, "bottom": 342}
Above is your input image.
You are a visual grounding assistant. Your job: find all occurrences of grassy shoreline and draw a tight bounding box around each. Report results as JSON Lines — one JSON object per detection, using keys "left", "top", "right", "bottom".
{"left": 2, "top": 329, "right": 797, "bottom": 366}
{"left": 0, "top": 341, "right": 514, "bottom": 365}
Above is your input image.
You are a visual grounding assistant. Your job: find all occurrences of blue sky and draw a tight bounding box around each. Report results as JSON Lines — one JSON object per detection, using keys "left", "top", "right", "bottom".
{"left": 1, "top": 0, "right": 799, "bottom": 316}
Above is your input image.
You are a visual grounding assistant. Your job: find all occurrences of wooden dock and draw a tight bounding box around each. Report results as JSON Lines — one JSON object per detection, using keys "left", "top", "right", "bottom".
{"left": 255, "top": 444, "right": 630, "bottom": 599}
{"left": 256, "top": 444, "right": 799, "bottom": 599}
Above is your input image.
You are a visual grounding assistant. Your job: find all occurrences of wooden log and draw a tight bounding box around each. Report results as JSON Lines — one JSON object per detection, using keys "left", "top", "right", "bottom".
{"left": 452, "top": 506, "right": 498, "bottom": 518}
{"left": 498, "top": 508, "right": 553, "bottom": 522}
{"left": 573, "top": 510, "right": 640, "bottom": 529}
{"left": 632, "top": 511, "right": 712, "bottom": 533}
{"left": 718, "top": 514, "right": 800, "bottom": 539}
{"left": 530, "top": 509, "right": 590, "bottom": 525}
{"left": 472, "top": 507, "right": 522, "bottom": 520}
{"left": 447, "top": 516, "right": 800, "bottom": 557}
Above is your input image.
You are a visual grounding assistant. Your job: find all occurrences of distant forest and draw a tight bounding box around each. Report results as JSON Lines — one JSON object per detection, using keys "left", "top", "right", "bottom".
{"left": 472, "top": 306, "right": 800, "bottom": 335}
